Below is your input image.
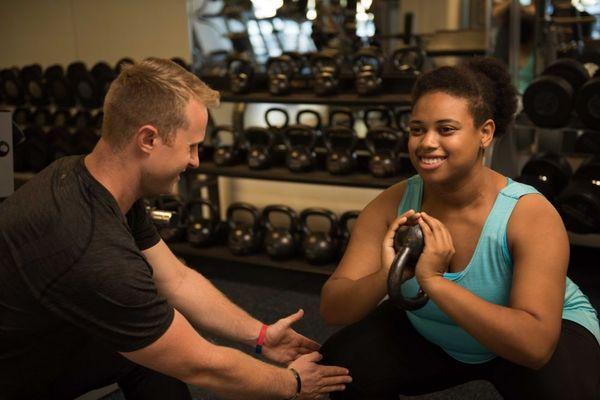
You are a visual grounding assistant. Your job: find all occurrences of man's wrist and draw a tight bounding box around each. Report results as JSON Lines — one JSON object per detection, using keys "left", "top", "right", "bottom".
{"left": 284, "top": 368, "right": 301, "bottom": 400}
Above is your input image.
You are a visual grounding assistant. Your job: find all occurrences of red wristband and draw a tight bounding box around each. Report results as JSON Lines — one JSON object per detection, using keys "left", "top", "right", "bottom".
{"left": 255, "top": 324, "right": 268, "bottom": 354}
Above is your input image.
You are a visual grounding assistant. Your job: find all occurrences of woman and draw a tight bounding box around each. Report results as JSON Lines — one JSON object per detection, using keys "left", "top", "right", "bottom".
{"left": 320, "top": 57, "right": 600, "bottom": 400}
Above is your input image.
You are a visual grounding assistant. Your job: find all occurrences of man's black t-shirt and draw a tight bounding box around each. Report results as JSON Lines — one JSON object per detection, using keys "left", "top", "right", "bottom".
{"left": 0, "top": 156, "right": 174, "bottom": 395}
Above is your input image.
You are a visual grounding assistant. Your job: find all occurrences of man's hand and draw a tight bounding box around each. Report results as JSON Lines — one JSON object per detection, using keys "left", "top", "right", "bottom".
{"left": 263, "top": 309, "right": 321, "bottom": 365}
{"left": 289, "top": 352, "right": 352, "bottom": 399}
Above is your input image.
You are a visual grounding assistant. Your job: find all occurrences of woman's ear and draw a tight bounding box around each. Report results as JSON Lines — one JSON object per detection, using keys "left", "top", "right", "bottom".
{"left": 480, "top": 119, "right": 495, "bottom": 149}
{"left": 136, "top": 125, "right": 159, "bottom": 154}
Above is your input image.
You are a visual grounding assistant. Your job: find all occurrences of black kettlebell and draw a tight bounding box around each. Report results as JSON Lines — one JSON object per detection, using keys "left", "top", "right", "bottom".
{"left": 366, "top": 127, "right": 405, "bottom": 178}
{"left": 296, "top": 109, "right": 323, "bottom": 132}
{"left": 395, "top": 107, "right": 412, "bottom": 135}
{"left": 262, "top": 205, "right": 300, "bottom": 260}
{"left": 244, "top": 127, "right": 276, "bottom": 170}
{"left": 267, "top": 55, "right": 296, "bottom": 95}
{"left": 311, "top": 50, "right": 341, "bottom": 96}
{"left": 353, "top": 46, "right": 384, "bottom": 96}
{"left": 328, "top": 108, "right": 355, "bottom": 129}
{"left": 387, "top": 224, "right": 427, "bottom": 310}
{"left": 363, "top": 106, "right": 393, "bottom": 130}
{"left": 149, "top": 195, "right": 186, "bottom": 243}
{"left": 283, "top": 125, "right": 318, "bottom": 172}
{"left": 391, "top": 46, "right": 426, "bottom": 75}
{"left": 211, "top": 125, "right": 241, "bottom": 166}
{"left": 264, "top": 107, "right": 291, "bottom": 135}
{"left": 300, "top": 208, "right": 339, "bottom": 265}
{"left": 186, "top": 199, "right": 226, "bottom": 247}
{"left": 338, "top": 210, "right": 360, "bottom": 257}
{"left": 227, "top": 202, "right": 262, "bottom": 255}
{"left": 323, "top": 126, "right": 358, "bottom": 175}
{"left": 228, "top": 55, "right": 254, "bottom": 94}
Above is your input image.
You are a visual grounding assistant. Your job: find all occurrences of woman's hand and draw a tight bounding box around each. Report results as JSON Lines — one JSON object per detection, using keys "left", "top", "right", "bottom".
{"left": 415, "top": 212, "right": 455, "bottom": 287}
{"left": 381, "top": 209, "right": 421, "bottom": 277}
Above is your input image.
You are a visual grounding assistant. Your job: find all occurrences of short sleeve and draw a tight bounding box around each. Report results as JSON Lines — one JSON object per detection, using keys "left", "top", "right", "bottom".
{"left": 127, "top": 200, "right": 161, "bottom": 250}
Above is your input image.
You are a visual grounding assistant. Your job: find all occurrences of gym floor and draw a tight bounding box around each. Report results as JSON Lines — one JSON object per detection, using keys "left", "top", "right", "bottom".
{"left": 101, "top": 244, "right": 600, "bottom": 400}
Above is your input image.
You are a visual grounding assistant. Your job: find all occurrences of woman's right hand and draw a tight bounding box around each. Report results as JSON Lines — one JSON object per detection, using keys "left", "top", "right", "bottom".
{"left": 381, "top": 209, "right": 421, "bottom": 278}
{"left": 288, "top": 352, "right": 352, "bottom": 399}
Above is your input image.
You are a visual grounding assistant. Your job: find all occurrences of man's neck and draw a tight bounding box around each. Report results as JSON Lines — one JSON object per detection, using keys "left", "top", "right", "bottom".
{"left": 84, "top": 139, "right": 142, "bottom": 214}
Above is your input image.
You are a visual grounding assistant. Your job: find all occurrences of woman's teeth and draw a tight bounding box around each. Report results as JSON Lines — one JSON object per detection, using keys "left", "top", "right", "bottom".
{"left": 420, "top": 157, "right": 446, "bottom": 165}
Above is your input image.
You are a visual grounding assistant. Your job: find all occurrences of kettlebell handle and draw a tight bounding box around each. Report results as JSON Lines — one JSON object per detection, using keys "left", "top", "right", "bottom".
{"left": 265, "top": 107, "right": 290, "bottom": 130}
{"left": 210, "top": 125, "right": 237, "bottom": 149}
{"left": 328, "top": 108, "right": 355, "bottom": 128}
{"left": 283, "top": 124, "right": 318, "bottom": 149}
{"left": 243, "top": 127, "right": 275, "bottom": 148}
{"left": 365, "top": 126, "right": 405, "bottom": 155}
{"left": 262, "top": 205, "right": 299, "bottom": 232}
{"left": 363, "top": 107, "right": 393, "bottom": 130}
{"left": 185, "top": 199, "right": 219, "bottom": 226}
{"left": 296, "top": 109, "right": 322, "bottom": 130}
{"left": 323, "top": 126, "right": 358, "bottom": 151}
{"left": 300, "top": 208, "right": 338, "bottom": 236}
{"left": 226, "top": 202, "right": 261, "bottom": 231}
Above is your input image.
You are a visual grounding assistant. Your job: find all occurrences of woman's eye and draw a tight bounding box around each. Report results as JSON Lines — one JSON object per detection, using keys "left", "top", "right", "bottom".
{"left": 439, "top": 127, "right": 455, "bottom": 134}
{"left": 409, "top": 127, "right": 423, "bottom": 135}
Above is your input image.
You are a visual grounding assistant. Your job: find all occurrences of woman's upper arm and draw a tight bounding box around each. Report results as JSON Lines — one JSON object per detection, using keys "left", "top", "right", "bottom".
{"left": 330, "top": 181, "right": 406, "bottom": 281}
{"left": 507, "top": 194, "right": 569, "bottom": 333}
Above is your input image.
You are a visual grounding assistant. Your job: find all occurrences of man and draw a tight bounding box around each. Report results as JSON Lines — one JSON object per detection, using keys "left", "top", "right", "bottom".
{"left": 0, "top": 58, "right": 351, "bottom": 400}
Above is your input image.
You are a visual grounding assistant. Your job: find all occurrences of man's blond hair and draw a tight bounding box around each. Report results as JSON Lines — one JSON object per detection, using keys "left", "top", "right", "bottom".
{"left": 102, "top": 57, "right": 219, "bottom": 148}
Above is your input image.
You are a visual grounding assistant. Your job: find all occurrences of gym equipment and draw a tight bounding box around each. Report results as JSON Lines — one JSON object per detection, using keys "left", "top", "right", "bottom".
{"left": 264, "top": 107, "right": 290, "bottom": 134}
{"left": 227, "top": 55, "right": 254, "bottom": 94}
{"left": 296, "top": 109, "right": 322, "bottom": 132}
{"left": 575, "top": 131, "right": 600, "bottom": 154}
{"left": 244, "top": 127, "right": 275, "bottom": 170}
{"left": 21, "top": 64, "right": 48, "bottom": 106}
{"left": 300, "top": 208, "right": 339, "bottom": 265}
{"left": 387, "top": 224, "right": 427, "bottom": 310}
{"left": 186, "top": 199, "right": 225, "bottom": 247}
{"left": 363, "top": 106, "right": 393, "bottom": 130}
{"left": 51, "top": 109, "right": 72, "bottom": 128}
{"left": 262, "top": 205, "right": 300, "bottom": 260}
{"left": 311, "top": 50, "right": 342, "bottom": 96}
{"left": 328, "top": 108, "right": 354, "bottom": 128}
{"left": 46, "top": 126, "right": 76, "bottom": 160}
{"left": 12, "top": 107, "right": 31, "bottom": 128}
{"left": 366, "top": 127, "right": 406, "bottom": 178}
{"left": 44, "top": 65, "right": 76, "bottom": 107}
{"left": 266, "top": 55, "right": 296, "bottom": 95}
{"left": 171, "top": 57, "right": 190, "bottom": 71}
{"left": 575, "top": 75, "right": 600, "bottom": 131}
{"left": 523, "top": 58, "right": 589, "bottom": 128}
{"left": 391, "top": 46, "right": 426, "bottom": 74}
{"left": 67, "top": 61, "right": 102, "bottom": 108}
{"left": 91, "top": 61, "right": 116, "bottom": 103}
{"left": 31, "top": 108, "right": 52, "bottom": 128}
{"left": 338, "top": 210, "right": 360, "bottom": 257}
{"left": 517, "top": 153, "right": 573, "bottom": 202}
{"left": 353, "top": 46, "right": 384, "bottom": 96}
{"left": 1, "top": 68, "right": 25, "bottom": 105}
{"left": 149, "top": 195, "right": 186, "bottom": 243}
{"left": 283, "top": 124, "right": 317, "bottom": 172}
{"left": 227, "top": 202, "right": 262, "bottom": 255}
{"left": 323, "top": 126, "right": 358, "bottom": 175}
{"left": 211, "top": 125, "right": 241, "bottom": 166}
{"left": 22, "top": 126, "right": 51, "bottom": 172}
{"left": 556, "top": 157, "right": 600, "bottom": 234}
{"left": 72, "top": 110, "right": 93, "bottom": 130}
{"left": 395, "top": 107, "right": 412, "bottom": 134}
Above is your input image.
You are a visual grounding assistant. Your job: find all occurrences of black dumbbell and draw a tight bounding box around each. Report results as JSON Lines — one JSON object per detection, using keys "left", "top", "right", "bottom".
{"left": 300, "top": 208, "right": 339, "bottom": 265}
{"left": 575, "top": 74, "right": 600, "bottom": 131}
{"left": 46, "top": 126, "right": 77, "bottom": 161}
{"left": 338, "top": 210, "right": 360, "bottom": 257}
{"left": 556, "top": 157, "right": 600, "bottom": 233}
{"left": 91, "top": 61, "right": 116, "bottom": 104}
{"left": 366, "top": 127, "right": 406, "bottom": 178}
{"left": 353, "top": 46, "right": 385, "bottom": 96}
{"left": 311, "top": 50, "right": 342, "bottom": 96}
{"left": 391, "top": 46, "right": 426, "bottom": 74}
{"left": 45, "top": 65, "right": 76, "bottom": 107}
{"left": 1, "top": 68, "right": 25, "bottom": 105}
{"left": 575, "top": 131, "right": 600, "bottom": 155}
{"left": 262, "top": 205, "right": 300, "bottom": 260}
{"left": 267, "top": 55, "right": 297, "bottom": 95}
{"left": 244, "top": 127, "right": 275, "bottom": 170}
{"left": 517, "top": 153, "right": 573, "bottom": 203}
{"left": 72, "top": 110, "right": 93, "bottom": 130}
{"left": 68, "top": 61, "right": 103, "bottom": 108}
{"left": 227, "top": 54, "right": 254, "bottom": 94}
{"left": 186, "top": 199, "right": 226, "bottom": 247}
{"left": 211, "top": 125, "right": 241, "bottom": 166}
{"left": 227, "top": 202, "right": 263, "bottom": 255}
{"left": 51, "top": 109, "right": 73, "bottom": 129}
{"left": 149, "top": 195, "right": 186, "bottom": 243}
{"left": 31, "top": 108, "right": 52, "bottom": 129}
{"left": 283, "top": 125, "right": 318, "bottom": 172}
{"left": 328, "top": 108, "right": 354, "bottom": 128}
{"left": 22, "top": 64, "right": 49, "bottom": 106}
{"left": 523, "top": 58, "right": 589, "bottom": 128}
{"left": 323, "top": 126, "right": 358, "bottom": 175}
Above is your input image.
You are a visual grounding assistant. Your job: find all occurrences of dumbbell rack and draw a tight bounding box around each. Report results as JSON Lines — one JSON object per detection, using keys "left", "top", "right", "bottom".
{"left": 170, "top": 92, "right": 414, "bottom": 275}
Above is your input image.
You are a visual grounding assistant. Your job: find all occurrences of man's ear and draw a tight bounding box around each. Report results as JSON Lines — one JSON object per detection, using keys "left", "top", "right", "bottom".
{"left": 480, "top": 119, "right": 495, "bottom": 149}
{"left": 136, "top": 125, "right": 159, "bottom": 154}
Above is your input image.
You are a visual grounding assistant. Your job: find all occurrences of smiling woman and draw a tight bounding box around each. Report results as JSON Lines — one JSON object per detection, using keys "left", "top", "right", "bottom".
{"left": 319, "top": 57, "right": 600, "bottom": 400}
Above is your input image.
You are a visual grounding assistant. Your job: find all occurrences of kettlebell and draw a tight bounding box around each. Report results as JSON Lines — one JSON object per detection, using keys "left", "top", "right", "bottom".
{"left": 296, "top": 109, "right": 323, "bottom": 133}
{"left": 391, "top": 46, "right": 426, "bottom": 75}
{"left": 366, "top": 127, "right": 405, "bottom": 178}
{"left": 338, "top": 210, "right": 360, "bottom": 257}
{"left": 186, "top": 199, "right": 226, "bottom": 247}
{"left": 149, "top": 195, "right": 186, "bottom": 243}
{"left": 211, "top": 125, "right": 241, "bottom": 166}
{"left": 323, "top": 126, "right": 358, "bottom": 175}
{"left": 244, "top": 127, "right": 276, "bottom": 170}
{"left": 227, "top": 55, "right": 254, "bottom": 94}
{"left": 395, "top": 107, "right": 412, "bottom": 135}
{"left": 262, "top": 205, "right": 300, "bottom": 260}
{"left": 311, "top": 50, "right": 341, "bottom": 96}
{"left": 387, "top": 224, "right": 427, "bottom": 310}
{"left": 283, "top": 125, "right": 318, "bottom": 172}
{"left": 267, "top": 55, "right": 296, "bottom": 95}
{"left": 300, "top": 208, "right": 339, "bottom": 265}
{"left": 227, "top": 202, "right": 262, "bottom": 255}
{"left": 363, "top": 106, "right": 393, "bottom": 130}
{"left": 328, "top": 108, "right": 355, "bottom": 129}
{"left": 353, "top": 46, "right": 384, "bottom": 96}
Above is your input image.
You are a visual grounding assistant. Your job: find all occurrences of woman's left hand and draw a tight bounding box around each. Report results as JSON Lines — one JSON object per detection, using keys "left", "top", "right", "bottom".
{"left": 415, "top": 212, "right": 455, "bottom": 287}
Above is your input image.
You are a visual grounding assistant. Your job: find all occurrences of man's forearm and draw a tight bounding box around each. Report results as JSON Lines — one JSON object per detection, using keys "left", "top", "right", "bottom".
{"left": 164, "top": 266, "right": 263, "bottom": 346}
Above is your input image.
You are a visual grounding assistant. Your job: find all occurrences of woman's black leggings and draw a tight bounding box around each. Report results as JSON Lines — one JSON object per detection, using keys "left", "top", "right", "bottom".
{"left": 321, "top": 300, "right": 600, "bottom": 400}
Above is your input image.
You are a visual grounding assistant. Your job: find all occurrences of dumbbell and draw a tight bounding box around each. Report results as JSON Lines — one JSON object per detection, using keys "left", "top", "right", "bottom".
{"left": 523, "top": 58, "right": 590, "bottom": 128}
{"left": 91, "top": 61, "right": 116, "bottom": 104}
{"left": 575, "top": 131, "right": 600, "bottom": 155}
{"left": 1, "top": 68, "right": 25, "bottom": 105}
{"left": 185, "top": 199, "right": 226, "bottom": 247}
{"left": 366, "top": 126, "right": 406, "bottom": 178}
{"left": 21, "top": 64, "right": 49, "bottom": 106}
{"left": 575, "top": 72, "right": 600, "bottom": 131}
{"left": 556, "top": 157, "right": 600, "bottom": 233}
{"left": 353, "top": 46, "right": 385, "bottom": 96}
{"left": 262, "top": 205, "right": 300, "bottom": 260}
{"left": 517, "top": 153, "right": 573, "bottom": 203}
{"left": 46, "top": 126, "right": 77, "bottom": 161}
{"left": 45, "top": 65, "right": 76, "bottom": 107}
{"left": 243, "top": 127, "right": 275, "bottom": 170}
{"left": 51, "top": 109, "right": 72, "bottom": 129}
{"left": 68, "top": 61, "right": 104, "bottom": 108}
{"left": 227, "top": 202, "right": 263, "bottom": 255}
{"left": 72, "top": 110, "right": 93, "bottom": 130}
{"left": 300, "top": 208, "right": 339, "bottom": 265}
{"left": 211, "top": 125, "right": 241, "bottom": 166}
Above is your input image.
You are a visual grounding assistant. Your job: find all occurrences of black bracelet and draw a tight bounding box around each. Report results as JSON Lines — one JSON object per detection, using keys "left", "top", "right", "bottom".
{"left": 286, "top": 368, "right": 302, "bottom": 400}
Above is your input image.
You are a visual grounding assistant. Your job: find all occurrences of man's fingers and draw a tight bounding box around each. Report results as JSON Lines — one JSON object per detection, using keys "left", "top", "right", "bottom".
{"left": 321, "top": 384, "right": 347, "bottom": 394}
{"left": 320, "top": 375, "right": 353, "bottom": 386}
{"left": 282, "top": 309, "right": 304, "bottom": 326}
{"left": 319, "top": 365, "right": 350, "bottom": 377}
{"left": 302, "top": 351, "right": 323, "bottom": 362}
